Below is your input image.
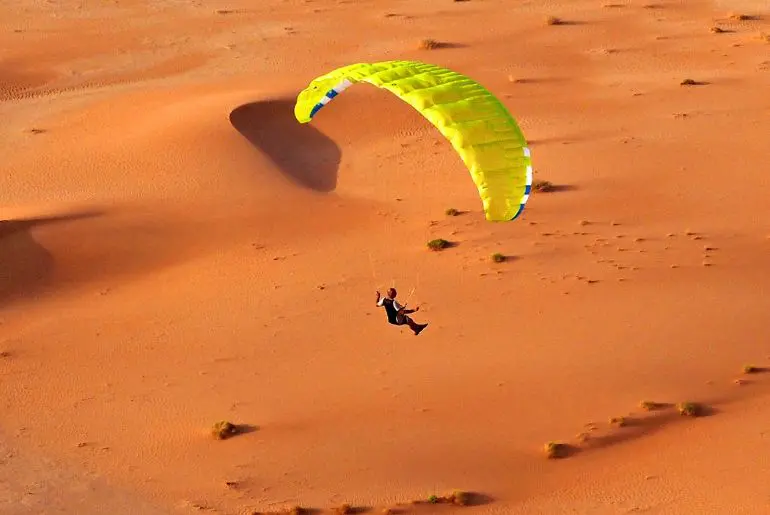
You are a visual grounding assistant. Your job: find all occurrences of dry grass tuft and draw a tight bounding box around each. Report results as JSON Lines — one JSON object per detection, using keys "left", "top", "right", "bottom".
{"left": 418, "top": 38, "right": 441, "bottom": 50}
{"left": 491, "top": 253, "right": 506, "bottom": 263}
{"left": 416, "top": 491, "right": 475, "bottom": 506}
{"left": 211, "top": 421, "right": 239, "bottom": 440}
{"left": 639, "top": 400, "right": 666, "bottom": 411}
{"left": 427, "top": 238, "right": 451, "bottom": 251}
{"left": 609, "top": 416, "right": 628, "bottom": 427}
{"left": 677, "top": 401, "right": 703, "bottom": 417}
{"left": 533, "top": 179, "right": 555, "bottom": 192}
{"left": 544, "top": 441, "right": 572, "bottom": 459}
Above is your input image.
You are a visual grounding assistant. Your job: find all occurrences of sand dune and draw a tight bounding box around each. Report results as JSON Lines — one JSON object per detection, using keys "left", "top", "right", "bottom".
{"left": 2, "top": 0, "right": 770, "bottom": 513}
{"left": 0, "top": 209, "right": 102, "bottom": 306}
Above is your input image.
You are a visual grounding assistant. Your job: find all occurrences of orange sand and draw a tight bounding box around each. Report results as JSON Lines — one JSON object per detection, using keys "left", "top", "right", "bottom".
{"left": 2, "top": 0, "right": 770, "bottom": 513}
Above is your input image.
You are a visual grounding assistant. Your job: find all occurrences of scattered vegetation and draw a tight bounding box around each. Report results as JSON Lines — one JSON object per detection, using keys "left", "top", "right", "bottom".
{"left": 533, "top": 179, "right": 555, "bottom": 192}
{"left": 450, "top": 491, "right": 472, "bottom": 506}
{"left": 639, "top": 400, "right": 666, "bottom": 411}
{"left": 576, "top": 431, "right": 591, "bottom": 443}
{"left": 609, "top": 416, "right": 628, "bottom": 427}
{"left": 677, "top": 401, "right": 703, "bottom": 417}
{"left": 680, "top": 78, "right": 701, "bottom": 86}
{"left": 491, "top": 252, "right": 506, "bottom": 263}
{"left": 419, "top": 491, "right": 473, "bottom": 506}
{"left": 427, "top": 238, "right": 451, "bottom": 251}
{"left": 418, "top": 38, "right": 441, "bottom": 50}
{"left": 211, "top": 420, "right": 240, "bottom": 440}
{"left": 445, "top": 207, "right": 460, "bottom": 216}
{"left": 508, "top": 75, "right": 530, "bottom": 83}
{"left": 544, "top": 441, "right": 572, "bottom": 459}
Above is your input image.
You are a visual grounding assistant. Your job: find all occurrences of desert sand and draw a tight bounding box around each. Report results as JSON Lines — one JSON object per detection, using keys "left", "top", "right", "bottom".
{"left": 2, "top": 0, "right": 770, "bottom": 513}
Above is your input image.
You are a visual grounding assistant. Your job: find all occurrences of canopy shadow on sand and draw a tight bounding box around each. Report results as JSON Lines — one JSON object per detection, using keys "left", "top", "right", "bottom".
{"left": 229, "top": 97, "right": 341, "bottom": 192}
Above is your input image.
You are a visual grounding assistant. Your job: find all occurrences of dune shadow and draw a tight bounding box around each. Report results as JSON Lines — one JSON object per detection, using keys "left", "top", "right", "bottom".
{"left": 549, "top": 19, "right": 587, "bottom": 26}
{"left": 577, "top": 402, "right": 717, "bottom": 453}
{"left": 335, "top": 507, "right": 370, "bottom": 514}
{"left": 508, "top": 77, "right": 570, "bottom": 85}
{"left": 233, "top": 423, "right": 259, "bottom": 435}
{"left": 0, "top": 209, "right": 103, "bottom": 307}
{"left": 229, "top": 98, "right": 341, "bottom": 192}
{"left": 426, "top": 41, "right": 468, "bottom": 49}
{"left": 0, "top": 210, "right": 103, "bottom": 238}
{"left": 459, "top": 491, "right": 495, "bottom": 506}
{"left": 590, "top": 412, "right": 680, "bottom": 447}
{"left": 549, "top": 184, "right": 576, "bottom": 192}
{"left": 0, "top": 204, "right": 251, "bottom": 309}
{"left": 536, "top": 183, "right": 577, "bottom": 193}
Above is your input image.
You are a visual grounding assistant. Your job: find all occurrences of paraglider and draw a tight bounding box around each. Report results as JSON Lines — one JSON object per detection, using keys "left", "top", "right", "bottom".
{"left": 375, "top": 288, "right": 428, "bottom": 336}
{"left": 293, "top": 60, "right": 533, "bottom": 222}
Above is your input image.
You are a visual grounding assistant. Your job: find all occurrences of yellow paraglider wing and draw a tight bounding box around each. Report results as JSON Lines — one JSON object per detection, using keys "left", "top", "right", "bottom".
{"left": 294, "top": 60, "right": 533, "bottom": 222}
